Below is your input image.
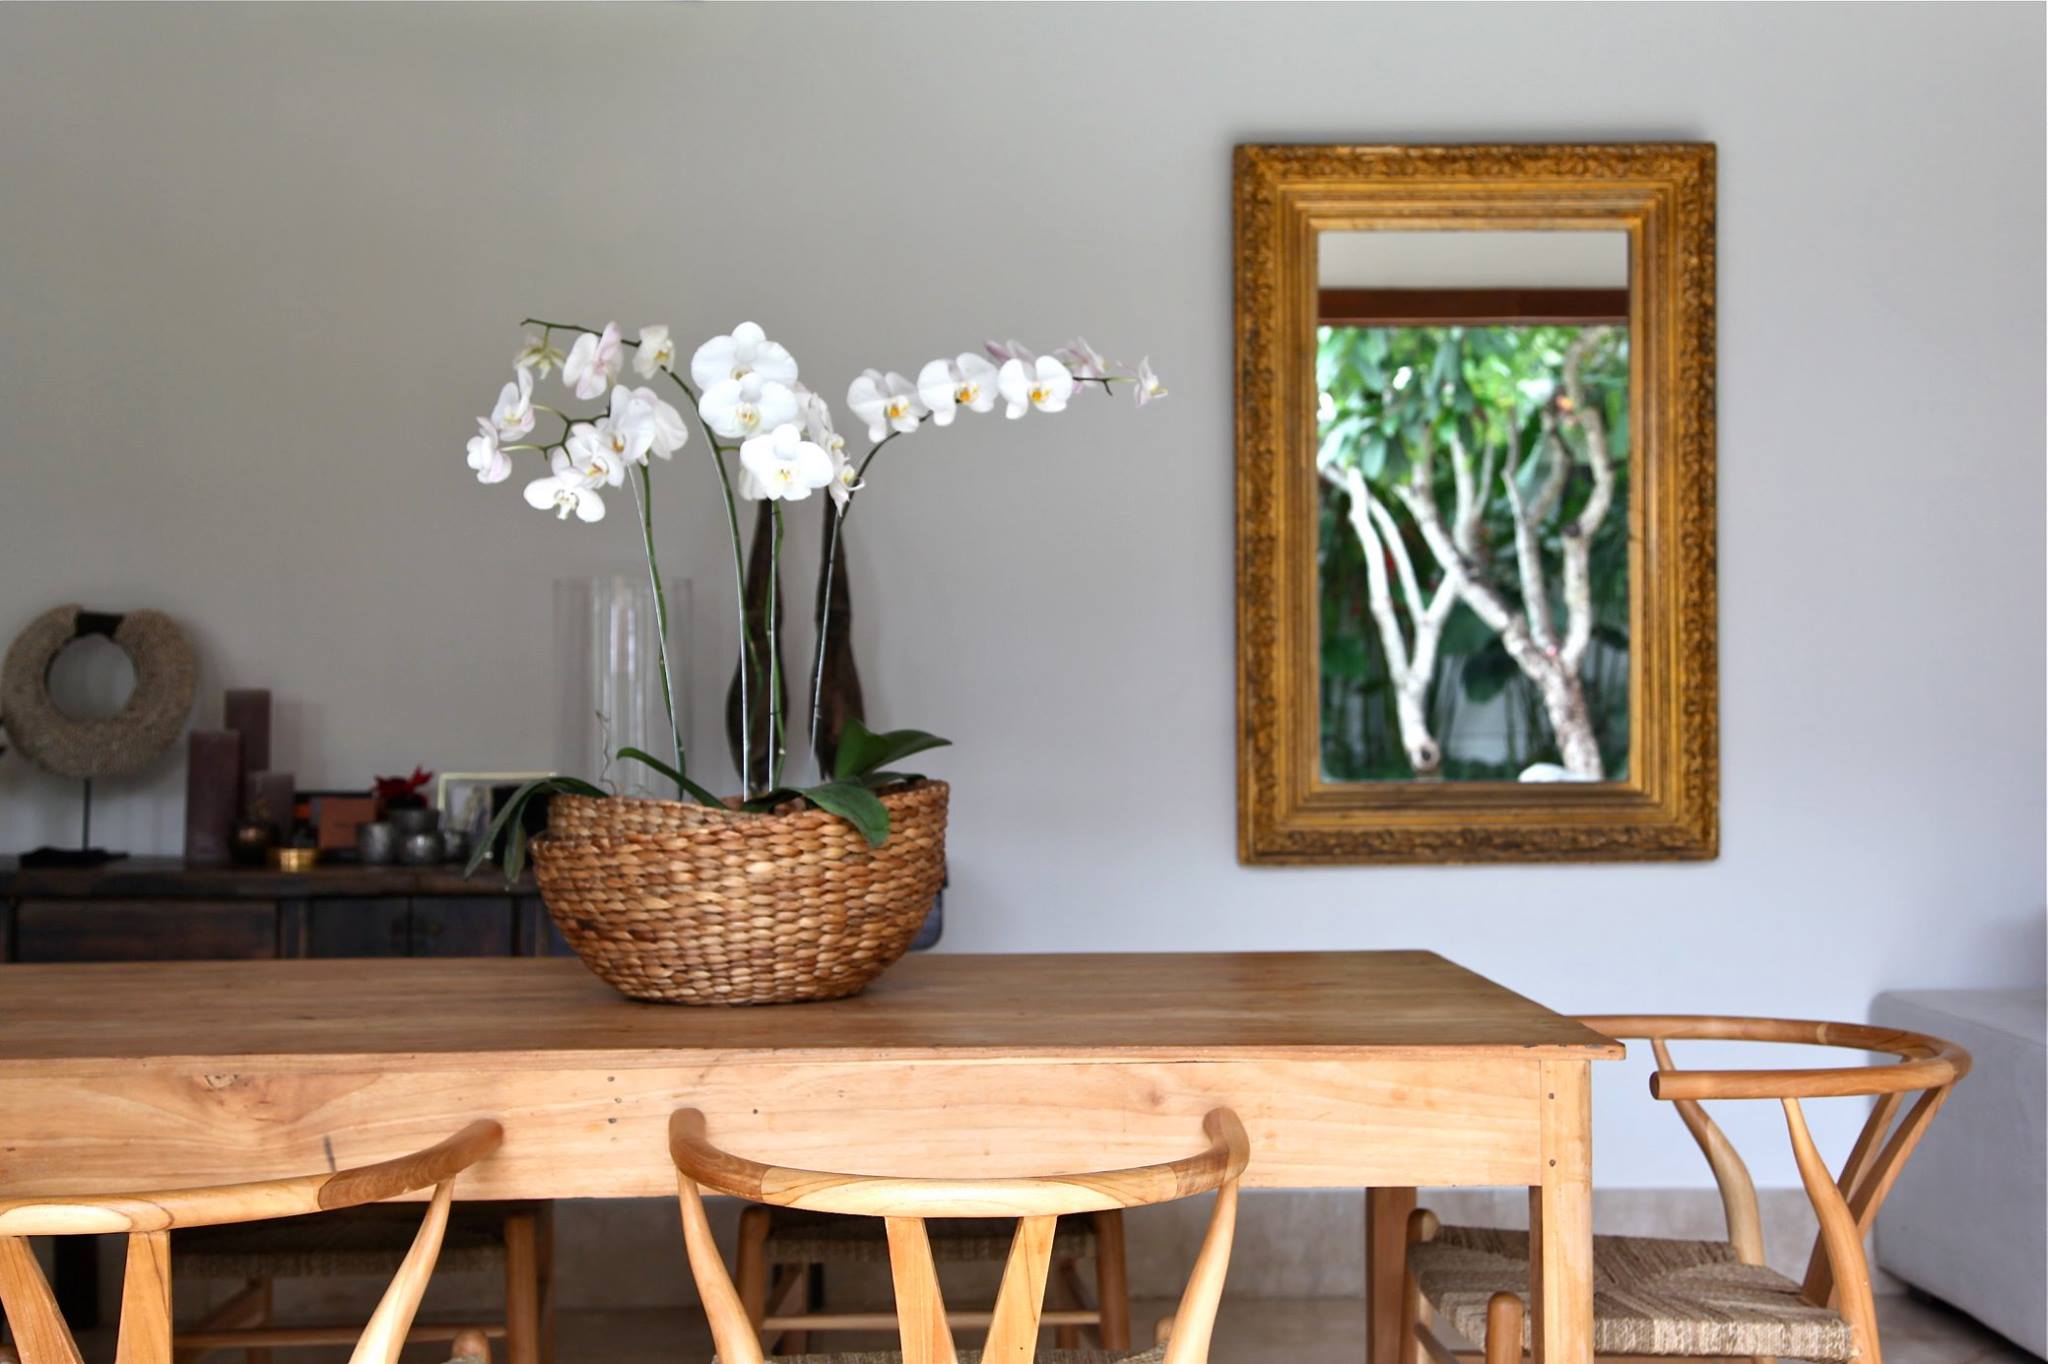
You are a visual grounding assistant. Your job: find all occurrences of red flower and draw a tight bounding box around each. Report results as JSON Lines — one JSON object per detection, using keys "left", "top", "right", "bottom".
{"left": 373, "top": 766, "right": 433, "bottom": 801}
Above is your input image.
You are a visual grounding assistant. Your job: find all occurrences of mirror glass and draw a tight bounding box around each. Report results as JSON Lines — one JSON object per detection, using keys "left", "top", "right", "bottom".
{"left": 1314, "top": 228, "right": 1630, "bottom": 784}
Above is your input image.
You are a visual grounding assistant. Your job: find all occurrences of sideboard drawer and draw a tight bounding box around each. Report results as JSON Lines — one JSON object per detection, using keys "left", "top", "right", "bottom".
{"left": 14, "top": 899, "right": 277, "bottom": 962}
{"left": 413, "top": 897, "right": 515, "bottom": 957}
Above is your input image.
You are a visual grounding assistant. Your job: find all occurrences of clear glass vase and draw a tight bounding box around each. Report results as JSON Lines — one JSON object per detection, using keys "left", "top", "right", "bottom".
{"left": 554, "top": 575, "right": 690, "bottom": 798}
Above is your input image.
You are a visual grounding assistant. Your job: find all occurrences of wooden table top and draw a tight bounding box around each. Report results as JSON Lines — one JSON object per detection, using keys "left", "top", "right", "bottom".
{"left": 0, "top": 951, "right": 1621, "bottom": 1071}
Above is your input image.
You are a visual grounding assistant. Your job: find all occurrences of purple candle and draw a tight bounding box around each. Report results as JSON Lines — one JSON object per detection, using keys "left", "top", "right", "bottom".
{"left": 184, "top": 729, "right": 243, "bottom": 866}
{"left": 224, "top": 688, "right": 271, "bottom": 773}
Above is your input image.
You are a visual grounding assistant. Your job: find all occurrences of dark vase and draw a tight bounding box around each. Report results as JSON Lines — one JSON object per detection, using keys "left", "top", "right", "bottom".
{"left": 810, "top": 500, "right": 865, "bottom": 778}
{"left": 725, "top": 500, "right": 787, "bottom": 794}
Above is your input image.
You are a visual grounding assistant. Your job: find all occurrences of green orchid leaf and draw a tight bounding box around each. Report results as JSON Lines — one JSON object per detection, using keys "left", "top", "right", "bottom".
{"left": 799, "top": 780, "right": 891, "bottom": 847}
{"left": 616, "top": 747, "right": 722, "bottom": 807}
{"left": 832, "top": 718, "right": 952, "bottom": 782}
{"left": 465, "top": 775, "right": 606, "bottom": 886}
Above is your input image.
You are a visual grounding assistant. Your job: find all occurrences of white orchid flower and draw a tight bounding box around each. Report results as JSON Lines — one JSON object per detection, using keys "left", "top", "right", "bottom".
{"left": 466, "top": 419, "right": 512, "bottom": 485}
{"left": 739, "top": 423, "right": 835, "bottom": 503}
{"left": 701, "top": 374, "right": 799, "bottom": 442}
{"left": 564, "top": 422, "right": 630, "bottom": 488}
{"left": 1053, "top": 337, "right": 1109, "bottom": 382}
{"left": 634, "top": 325, "right": 677, "bottom": 379}
{"left": 915, "top": 353, "right": 1000, "bottom": 427}
{"left": 795, "top": 385, "right": 847, "bottom": 457}
{"left": 615, "top": 385, "right": 689, "bottom": 460}
{"left": 1136, "top": 356, "right": 1168, "bottom": 406}
{"left": 997, "top": 355, "right": 1076, "bottom": 419}
{"left": 562, "top": 322, "right": 623, "bottom": 401}
{"left": 825, "top": 442, "right": 862, "bottom": 510}
{"left": 523, "top": 451, "right": 606, "bottom": 522}
{"left": 515, "top": 334, "right": 567, "bottom": 379}
{"left": 984, "top": 339, "right": 1036, "bottom": 365}
{"left": 690, "top": 321, "right": 799, "bottom": 394}
{"left": 846, "top": 369, "right": 925, "bottom": 442}
{"left": 490, "top": 367, "right": 536, "bottom": 440}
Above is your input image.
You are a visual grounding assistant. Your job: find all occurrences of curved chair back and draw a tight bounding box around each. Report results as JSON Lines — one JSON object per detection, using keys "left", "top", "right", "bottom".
{"left": 0, "top": 1120, "right": 503, "bottom": 1364}
{"left": 671, "top": 1108, "right": 1249, "bottom": 1364}
{"left": 1581, "top": 1016, "right": 1969, "bottom": 1363}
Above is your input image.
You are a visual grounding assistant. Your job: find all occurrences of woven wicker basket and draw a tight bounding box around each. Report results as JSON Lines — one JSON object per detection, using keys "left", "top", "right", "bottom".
{"left": 530, "top": 780, "right": 948, "bottom": 1006}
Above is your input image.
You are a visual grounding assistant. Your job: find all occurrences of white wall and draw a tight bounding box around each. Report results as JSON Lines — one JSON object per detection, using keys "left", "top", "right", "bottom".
{"left": 1, "top": 3, "right": 2041, "bottom": 1187}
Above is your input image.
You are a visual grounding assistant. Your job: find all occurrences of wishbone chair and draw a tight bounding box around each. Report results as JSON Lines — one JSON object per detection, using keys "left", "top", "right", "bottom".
{"left": 1404, "top": 1016, "right": 1970, "bottom": 1364}
{"left": 671, "top": 1107, "right": 1250, "bottom": 1364}
{"left": 0, "top": 1120, "right": 504, "bottom": 1364}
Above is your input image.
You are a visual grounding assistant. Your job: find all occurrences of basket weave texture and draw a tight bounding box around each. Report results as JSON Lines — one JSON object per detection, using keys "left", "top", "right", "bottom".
{"left": 531, "top": 781, "right": 947, "bottom": 1006}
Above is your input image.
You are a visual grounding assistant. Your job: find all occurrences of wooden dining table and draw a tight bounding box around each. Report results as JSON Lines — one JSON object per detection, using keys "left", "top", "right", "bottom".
{"left": 0, "top": 949, "right": 1621, "bottom": 1363}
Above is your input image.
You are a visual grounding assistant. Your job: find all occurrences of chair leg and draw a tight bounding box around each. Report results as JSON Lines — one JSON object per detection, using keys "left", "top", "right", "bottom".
{"left": 533, "top": 1203, "right": 557, "bottom": 1364}
{"left": 504, "top": 1212, "right": 541, "bottom": 1364}
{"left": 781, "top": 1264, "right": 820, "bottom": 1356}
{"left": 1401, "top": 1209, "right": 1439, "bottom": 1364}
{"left": 1052, "top": 1259, "right": 1081, "bottom": 1349}
{"left": 736, "top": 1207, "right": 772, "bottom": 1342}
{"left": 1484, "top": 1292, "right": 1523, "bottom": 1364}
{"left": 1092, "top": 1210, "right": 1131, "bottom": 1351}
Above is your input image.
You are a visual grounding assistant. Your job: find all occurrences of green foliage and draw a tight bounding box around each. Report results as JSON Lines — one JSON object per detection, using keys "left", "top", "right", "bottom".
{"left": 1316, "top": 323, "right": 1632, "bottom": 781}
{"left": 616, "top": 747, "right": 723, "bottom": 807}
{"left": 465, "top": 775, "right": 609, "bottom": 886}
{"left": 832, "top": 719, "right": 952, "bottom": 783}
{"left": 741, "top": 719, "right": 953, "bottom": 848}
{"left": 466, "top": 720, "right": 950, "bottom": 884}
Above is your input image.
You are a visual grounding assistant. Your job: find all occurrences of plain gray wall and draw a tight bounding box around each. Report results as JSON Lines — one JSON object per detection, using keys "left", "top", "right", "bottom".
{"left": 2, "top": 3, "right": 2042, "bottom": 1186}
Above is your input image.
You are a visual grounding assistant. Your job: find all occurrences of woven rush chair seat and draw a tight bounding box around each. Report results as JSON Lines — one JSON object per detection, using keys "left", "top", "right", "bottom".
{"left": 173, "top": 1201, "right": 520, "bottom": 1279}
{"left": 736, "top": 1347, "right": 1165, "bottom": 1364}
{"left": 1410, "top": 1225, "right": 1856, "bottom": 1362}
{"left": 760, "top": 1208, "right": 1099, "bottom": 1265}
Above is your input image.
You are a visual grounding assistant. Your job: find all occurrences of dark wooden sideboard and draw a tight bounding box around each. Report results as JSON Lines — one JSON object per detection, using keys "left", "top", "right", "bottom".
{"left": 0, "top": 856, "right": 566, "bottom": 963}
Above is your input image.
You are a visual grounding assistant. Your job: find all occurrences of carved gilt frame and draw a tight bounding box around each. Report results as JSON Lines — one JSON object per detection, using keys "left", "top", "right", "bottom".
{"left": 1235, "top": 143, "right": 1717, "bottom": 864}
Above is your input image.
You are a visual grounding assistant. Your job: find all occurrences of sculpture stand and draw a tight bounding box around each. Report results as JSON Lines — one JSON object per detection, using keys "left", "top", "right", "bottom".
{"left": 20, "top": 777, "right": 127, "bottom": 868}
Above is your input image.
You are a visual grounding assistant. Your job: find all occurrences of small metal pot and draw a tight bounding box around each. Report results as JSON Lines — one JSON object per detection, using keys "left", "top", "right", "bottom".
{"left": 389, "top": 806, "right": 440, "bottom": 837}
{"left": 398, "top": 830, "right": 445, "bottom": 866}
{"left": 357, "top": 820, "right": 398, "bottom": 865}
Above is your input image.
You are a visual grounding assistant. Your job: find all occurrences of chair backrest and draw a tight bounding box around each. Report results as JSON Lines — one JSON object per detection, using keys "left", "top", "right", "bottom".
{"left": 671, "top": 1108, "right": 1249, "bottom": 1364}
{"left": 1581, "top": 1015, "right": 1970, "bottom": 1363}
{"left": 0, "top": 1120, "right": 502, "bottom": 1364}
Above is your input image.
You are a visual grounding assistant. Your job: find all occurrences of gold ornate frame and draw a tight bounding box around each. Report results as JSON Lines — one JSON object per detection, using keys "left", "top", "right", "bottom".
{"left": 1235, "top": 143, "right": 1717, "bottom": 863}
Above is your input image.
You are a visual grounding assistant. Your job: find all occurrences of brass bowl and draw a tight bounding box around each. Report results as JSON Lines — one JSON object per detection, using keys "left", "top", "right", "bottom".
{"left": 269, "top": 846, "right": 319, "bottom": 872}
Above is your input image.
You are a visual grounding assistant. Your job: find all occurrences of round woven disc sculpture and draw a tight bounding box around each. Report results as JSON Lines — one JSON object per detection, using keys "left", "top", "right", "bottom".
{"left": 531, "top": 780, "right": 948, "bottom": 1006}
{"left": 0, "top": 605, "right": 197, "bottom": 779}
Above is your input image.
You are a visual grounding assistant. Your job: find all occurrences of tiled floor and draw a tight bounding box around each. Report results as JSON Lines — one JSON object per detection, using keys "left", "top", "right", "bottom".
{"left": 552, "top": 1295, "right": 2038, "bottom": 1364}
{"left": 68, "top": 1289, "right": 2036, "bottom": 1363}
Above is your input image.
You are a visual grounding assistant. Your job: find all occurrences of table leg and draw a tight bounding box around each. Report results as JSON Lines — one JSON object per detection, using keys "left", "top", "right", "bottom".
{"left": 1366, "top": 1186, "right": 1416, "bottom": 1364}
{"left": 1529, "top": 1060, "right": 1592, "bottom": 1364}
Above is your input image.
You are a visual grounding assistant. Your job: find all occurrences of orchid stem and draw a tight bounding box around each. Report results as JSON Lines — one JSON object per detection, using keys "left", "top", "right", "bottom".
{"left": 767, "top": 502, "right": 785, "bottom": 792}
{"left": 807, "top": 504, "right": 843, "bottom": 777}
{"left": 628, "top": 465, "right": 686, "bottom": 800}
{"left": 806, "top": 428, "right": 913, "bottom": 779}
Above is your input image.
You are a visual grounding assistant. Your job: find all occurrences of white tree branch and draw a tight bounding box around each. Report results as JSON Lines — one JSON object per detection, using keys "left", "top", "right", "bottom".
{"left": 1365, "top": 494, "right": 1425, "bottom": 625}
{"left": 1501, "top": 458, "right": 1557, "bottom": 650}
{"left": 1559, "top": 329, "right": 1615, "bottom": 673}
{"left": 1335, "top": 466, "right": 1412, "bottom": 680}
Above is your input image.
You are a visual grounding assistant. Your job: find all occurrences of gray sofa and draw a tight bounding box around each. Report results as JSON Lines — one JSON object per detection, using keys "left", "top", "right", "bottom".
{"left": 1872, "top": 988, "right": 2046, "bottom": 1357}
